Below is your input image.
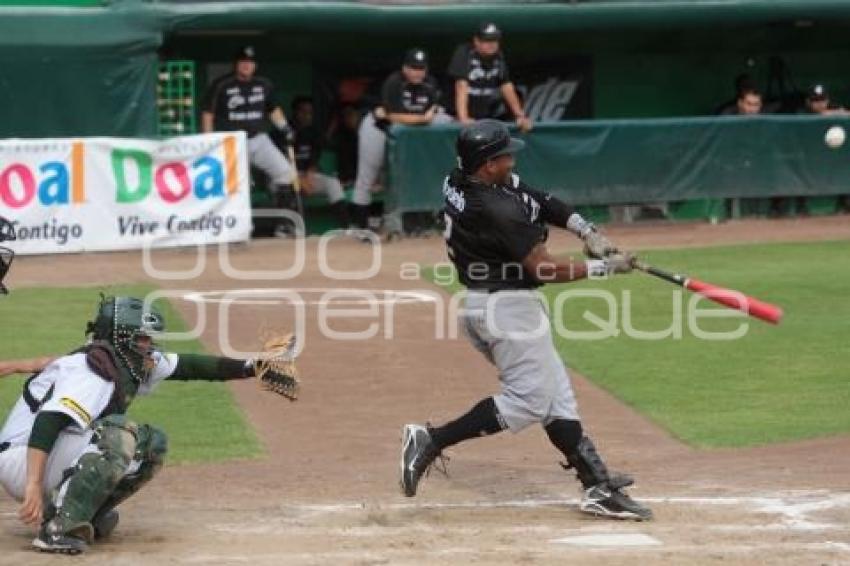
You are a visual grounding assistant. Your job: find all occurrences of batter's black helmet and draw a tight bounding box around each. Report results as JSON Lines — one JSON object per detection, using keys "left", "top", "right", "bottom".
{"left": 456, "top": 119, "right": 525, "bottom": 174}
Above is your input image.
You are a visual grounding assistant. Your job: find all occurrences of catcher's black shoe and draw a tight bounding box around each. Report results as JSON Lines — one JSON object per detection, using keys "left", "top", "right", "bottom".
{"left": 579, "top": 483, "right": 653, "bottom": 521}
{"left": 399, "top": 424, "right": 442, "bottom": 497}
{"left": 93, "top": 509, "right": 119, "bottom": 540}
{"left": 32, "top": 525, "right": 89, "bottom": 555}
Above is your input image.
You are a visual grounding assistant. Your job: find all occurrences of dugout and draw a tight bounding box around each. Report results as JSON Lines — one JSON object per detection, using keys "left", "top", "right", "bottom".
{"left": 2, "top": 0, "right": 850, "bottom": 230}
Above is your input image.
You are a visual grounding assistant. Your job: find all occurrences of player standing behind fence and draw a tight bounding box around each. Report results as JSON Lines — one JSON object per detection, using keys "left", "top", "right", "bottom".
{"left": 400, "top": 120, "right": 652, "bottom": 521}
{"left": 447, "top": 22, "right": 532, "bottom": 132}
{"left": 351, "top": 48, "right": 452, "bottom": 232}
{"left": 201, "top": 46, "right": 300, "bottom": 236}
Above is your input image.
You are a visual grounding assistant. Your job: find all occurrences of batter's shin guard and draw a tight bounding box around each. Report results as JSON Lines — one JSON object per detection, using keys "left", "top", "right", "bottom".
{"left": 565, "top": 436, "right": 617, "bottom": 489}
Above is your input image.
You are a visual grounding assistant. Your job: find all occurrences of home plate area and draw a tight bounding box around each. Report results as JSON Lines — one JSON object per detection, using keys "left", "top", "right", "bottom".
{"left": 71, "top": 490, "right": 847, "bottom": 565}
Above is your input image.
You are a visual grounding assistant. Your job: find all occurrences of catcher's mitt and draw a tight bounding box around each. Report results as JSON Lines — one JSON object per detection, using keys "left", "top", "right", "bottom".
{"left": 253, "top": 334, "right": 300, "bottom": 401}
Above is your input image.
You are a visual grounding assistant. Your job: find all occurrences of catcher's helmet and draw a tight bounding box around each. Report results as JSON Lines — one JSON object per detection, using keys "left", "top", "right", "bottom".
{"left": 86, "top": 296, "right": 165, "bottom": 382}
{"left": 0, "top": 216, "right": 15, "bottom": 295}
{"left": 456, "top": 119, "right": 524, "bottom": 174}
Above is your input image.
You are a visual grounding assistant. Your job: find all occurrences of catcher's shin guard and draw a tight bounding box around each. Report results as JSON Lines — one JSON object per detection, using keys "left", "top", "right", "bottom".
{"left": 44, "top": 417, "right": 166, "bottom": 541}
{"left": 91, "top": 424, "right": 168, "bottom": 539}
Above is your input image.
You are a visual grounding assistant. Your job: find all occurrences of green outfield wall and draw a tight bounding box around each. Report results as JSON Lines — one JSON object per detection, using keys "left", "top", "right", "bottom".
{"left": 386, "top": 115, "right": 850, "bottom": 211}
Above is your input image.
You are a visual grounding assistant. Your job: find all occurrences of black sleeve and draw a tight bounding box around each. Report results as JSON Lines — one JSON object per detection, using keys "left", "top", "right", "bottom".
{"left": 381, "top": 74, "right": 407, "bottom": 113}
{"left": 520, "top": 183, "right": 576, "bottom": 229}
{"left": 263, "top": 78, "right": 278, "bottom": 114}
{"left": 500, "top": 55, "right": 511, "bottom": 85}
{"left": 426, "top": 77, "right": 441, "bottom": 108}
{"left": 168, "top": 354, "right": 251, "bottom": 382}
{"left": 489, "top": 198, "right": 547, "bottom": 263}
{"left": 28, "top": 411, "right": 74, "bottom": 453}
{"left": 447, "top": 44, "right": 471, "bottom": 80}
{"left": 201, "top": 76, "right": 225, "bottom": 113}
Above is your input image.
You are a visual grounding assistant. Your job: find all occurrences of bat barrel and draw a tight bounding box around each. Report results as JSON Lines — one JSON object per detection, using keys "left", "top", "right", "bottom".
{"left": 686, "top": 278, "right": 784, "bottom": 324}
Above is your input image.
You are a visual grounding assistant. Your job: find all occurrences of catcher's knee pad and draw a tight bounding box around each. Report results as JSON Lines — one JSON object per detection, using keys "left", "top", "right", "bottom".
{"left": 87, "top": 426, "right": 168, "bottom": 526}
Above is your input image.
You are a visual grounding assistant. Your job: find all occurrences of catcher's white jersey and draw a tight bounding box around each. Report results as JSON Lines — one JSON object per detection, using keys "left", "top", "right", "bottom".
{"left": 0, "top": 350, "right": 178, "bottom": 501}
{"left": 0, "top": 351, "right": 178, "bottom": 448}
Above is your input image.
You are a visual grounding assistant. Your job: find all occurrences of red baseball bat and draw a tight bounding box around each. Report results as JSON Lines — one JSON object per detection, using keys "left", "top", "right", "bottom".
{"left": 631, "top": 259, "right": 783, "bottom": 325}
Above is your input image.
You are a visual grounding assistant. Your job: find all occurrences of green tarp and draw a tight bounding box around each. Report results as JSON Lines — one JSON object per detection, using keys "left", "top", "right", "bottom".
{"left": 386, "top": 115, "right": 850, "bottom": 211}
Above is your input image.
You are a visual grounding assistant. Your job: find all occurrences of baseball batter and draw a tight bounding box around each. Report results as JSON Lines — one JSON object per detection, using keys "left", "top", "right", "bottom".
{"left": 0, "top": 215, "right": 15, "bottom": 295}
{"left": 202, "top": 46, "right": 300, "bottom": 236}
{"left": 0, "top": 296, "right": 271, "bottom": 554}
{"left": 352, "top": 48, "right": 452, "bottom": 230}
{"left": 400, "top": 120, "right": 652, "bottom": 520}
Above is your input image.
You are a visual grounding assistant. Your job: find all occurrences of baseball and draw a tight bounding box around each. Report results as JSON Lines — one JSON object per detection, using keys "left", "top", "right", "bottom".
{"left": 825, "top": 125, "right": 845, "bottom": 149}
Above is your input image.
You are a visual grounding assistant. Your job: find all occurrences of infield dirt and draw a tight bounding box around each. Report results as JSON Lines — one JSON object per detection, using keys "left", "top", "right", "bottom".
{"left": 1, "top": 216, "right": 849, "bottom": 565}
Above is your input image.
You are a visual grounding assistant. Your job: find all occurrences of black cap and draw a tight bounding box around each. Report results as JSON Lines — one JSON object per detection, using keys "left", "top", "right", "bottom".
{"left": 808, "top": 84, "right": 828, "bottom": 100}
{"left": 403, "top": 48, "right": 428, "bottom": 69}
{"left": 476, "top": 22, "right": 502, "bottom": 41}
{"left": 456, "top": 119, "right": 524, "bottom": 174}
{"left": 234, "top": 45, "right": 256, "bottom": 62}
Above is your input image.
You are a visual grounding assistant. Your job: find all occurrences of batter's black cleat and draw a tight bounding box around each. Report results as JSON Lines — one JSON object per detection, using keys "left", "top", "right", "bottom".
{"left": 32, "top": 526, "right": 89, "bottom": 555}
{"left": 92, "top": 509, "right": 119, "bottom": 540}
{"left": 399, "top": 424, "right": 443, "bottom": 497}
{"left": 579, "top": 483, "right": 653, "bottom": 521}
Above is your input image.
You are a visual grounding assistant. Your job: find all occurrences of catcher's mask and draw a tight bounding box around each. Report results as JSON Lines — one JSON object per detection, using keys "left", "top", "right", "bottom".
{"left": 0, "top": 216, "right": 15, "bottom": 295}
{"left": 86, "top": 295, "right": 165, "bottom": 382}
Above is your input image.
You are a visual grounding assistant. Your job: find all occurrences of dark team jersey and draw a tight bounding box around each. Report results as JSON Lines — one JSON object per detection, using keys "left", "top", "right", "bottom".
{"left": 202, "top": 73, "right": 277, "bottom": 137}
{"left": 447, "top": 43, "right": 511, "bottom": 120}
{"left": 293, "top": 125, "right": 321, "bottom": 172}
{"left": 381, "top": 71, "right": 440, "bottom": 115}
{"left": 442, "top": 168, "right": 569, "bottom": 292}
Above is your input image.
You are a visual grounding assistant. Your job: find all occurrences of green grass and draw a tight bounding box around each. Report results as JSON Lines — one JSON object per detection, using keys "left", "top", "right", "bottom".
{"left": 425, "top": 239, "right": 850, "bottom": 448}
{"left": 0, "top": 285, "right": 262, "bottom": 464}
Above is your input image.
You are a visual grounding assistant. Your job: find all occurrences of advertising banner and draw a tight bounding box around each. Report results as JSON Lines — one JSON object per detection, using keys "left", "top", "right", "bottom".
{"left": 0, "top": 132, "right": 251, "bottom": 255}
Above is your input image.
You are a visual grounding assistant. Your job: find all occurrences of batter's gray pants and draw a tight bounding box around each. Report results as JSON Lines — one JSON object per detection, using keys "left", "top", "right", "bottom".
{"left": 461, "top": 290, "right": 580, "bottom": 432}
{"left": 352, "top": 111, "right": 453, "bottom": 206}
{"left": 248, "top": 133, "right": 295, "bottom": 186}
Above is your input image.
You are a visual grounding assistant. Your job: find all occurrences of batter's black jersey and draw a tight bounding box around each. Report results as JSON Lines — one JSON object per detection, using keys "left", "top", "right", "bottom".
{"left": 442, "top": 169, "right": 555, "bottom": 292}
{"left": 202, "top": 73, "right": 278, "bottom": 137}
{"left": 447, "top": 43, "right": 511, "bottom": 120}
{"left": 381, "top": 71, "right": 440, "bottom": 115}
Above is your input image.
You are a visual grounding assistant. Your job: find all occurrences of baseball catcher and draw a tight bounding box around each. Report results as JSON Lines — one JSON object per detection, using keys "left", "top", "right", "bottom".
{"left": 400, "top": 120, "right": 651, "bottom": 520}
{"left": 0, "top": 295, "right": 298, "bottom": 554}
